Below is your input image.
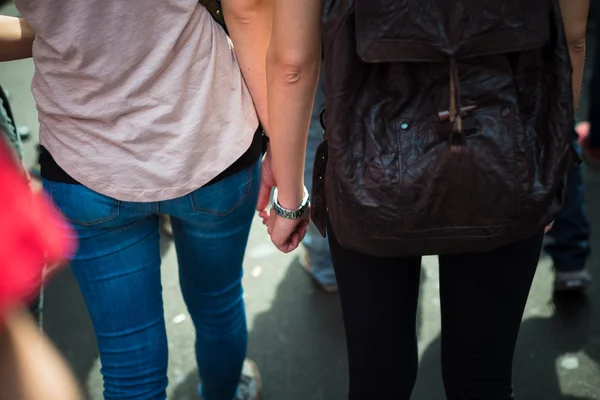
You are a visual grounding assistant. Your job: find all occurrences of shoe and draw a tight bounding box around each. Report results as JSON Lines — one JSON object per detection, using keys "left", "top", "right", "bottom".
{"left": 236, "top": 359, "right": 262, "bottom": 400}
{"left": 160, "top": 214, "right": 173, "bottom": 237}
{"left": 300, "top": 253, "right": 338, "bottom": 293}
{"left": 576, "top": 122, "right": 600, "bottom": 168}
{"left": 198, "top": 359, "right": 261, "bottom": 400}
{"left": 554, "top": 270, "right": 592, "bottom": 293}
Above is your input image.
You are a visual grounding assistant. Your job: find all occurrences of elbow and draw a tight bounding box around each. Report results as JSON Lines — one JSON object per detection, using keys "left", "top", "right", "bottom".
{"left": 568, "top": 38, "right": 586, "bottom": 55}
{"left": 222, "top": 0, "right": 268, "bottom": 25}
{"left": 269, "top": 62, "right": 319, "bottom": 87}
{"left": 267, "top": 49, "right": 320, "bottom": 85}
{"left": 565, "top": 27, "right": 586, "bottom": 55}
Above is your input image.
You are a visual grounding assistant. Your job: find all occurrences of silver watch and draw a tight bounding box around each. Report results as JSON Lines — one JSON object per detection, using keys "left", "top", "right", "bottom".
{"left": 272, "top": 187, "right": 310, "bottom": 220}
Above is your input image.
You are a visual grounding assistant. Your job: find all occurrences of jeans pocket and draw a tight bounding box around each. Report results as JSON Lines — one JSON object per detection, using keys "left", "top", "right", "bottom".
{"left": 44, "top": 181, "right": 120, "bottom": 226}
{"left": 188, "top": 166, "right": 254, "bottom": 216}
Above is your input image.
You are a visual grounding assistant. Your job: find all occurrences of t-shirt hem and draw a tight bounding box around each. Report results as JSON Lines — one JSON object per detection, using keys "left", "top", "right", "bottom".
{"left": 40, "top": 117, "right": 258, "bottom": 203}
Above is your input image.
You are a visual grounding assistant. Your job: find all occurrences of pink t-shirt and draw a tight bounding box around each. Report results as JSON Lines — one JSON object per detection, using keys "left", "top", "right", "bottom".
{"left": 15, "top": 0, "right": 258, "bottom": 202}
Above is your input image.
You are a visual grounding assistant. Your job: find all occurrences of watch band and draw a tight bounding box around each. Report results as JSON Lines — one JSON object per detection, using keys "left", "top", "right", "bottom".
{"left": 272, "top": 187, "right": 310, "bottom": 220}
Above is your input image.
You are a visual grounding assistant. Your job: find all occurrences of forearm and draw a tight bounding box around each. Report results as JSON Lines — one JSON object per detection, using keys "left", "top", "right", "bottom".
{"left": 222, "top": 0, "right": 273, "bottom": 132}
{"left": 569, "top": 44, "right": 585, "bottom": 108}
{"left": 266, "top": 58, "right": 320, "bottom": 208}
{"left": 0, "top": 16, "right": 35, "bottom": 62}
{"left": 0, "top": 310, "right": 82, "bottom": 400}
{"left": 559, "top": 0, "right": 589, "bottom": 108}
{"left": 266, "top": 0, "right": 322, "bottom": 209}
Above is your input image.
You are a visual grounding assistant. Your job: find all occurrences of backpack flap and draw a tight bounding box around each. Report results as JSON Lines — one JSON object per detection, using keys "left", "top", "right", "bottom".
{"left": 354, "top": 0, "right": 552, "bottom": 63}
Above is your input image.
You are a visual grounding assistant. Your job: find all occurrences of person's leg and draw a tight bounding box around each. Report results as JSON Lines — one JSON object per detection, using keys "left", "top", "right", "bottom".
{"left": 438, "top": 233, "right": 543, "bottom": 400}
{"left": 166, "top": 162, "right": 260, "bottom": 400}
{"left": 0, "top": 87, "right": 43, "bottom": 320}
{"left": 327, "top": 225, "right": 421, "bottom": 399}
{"left": 43, "top": 180, "right": 167, "bottom": 400}
{"left": 302, "top": 71, "right": 338, "bottom": 291}
{"left": 544, "top": 161, "right": 591, "bottom": 291}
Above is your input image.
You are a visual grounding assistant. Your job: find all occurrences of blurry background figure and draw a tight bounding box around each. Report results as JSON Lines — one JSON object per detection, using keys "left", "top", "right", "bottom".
{"left": 577, "top": 3, "right": 600, "bottom": 166}
{"left": 0, "top": 84, "right": 23, "bottom": 159}
{"left": 544, "top": 5, "right": 595, "bottom": 294}
{"left": 545, "top": 141, "right": 592, "bottom": 293}
{"left": 0, "top": 83, "right": 43, "bottom": 316}
{"left": 2, "top": 88, "right": 31, "bottom": 140}
{"left": 0, "top": 135, "right": 80, "bottom": 400}
{"left": 301, "top": 70, "right": 338, "bottom": 293}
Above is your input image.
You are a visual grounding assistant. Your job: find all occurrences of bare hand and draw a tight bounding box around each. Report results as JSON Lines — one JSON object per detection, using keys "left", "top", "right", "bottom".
{"left": 256, "top": 148, "right": 309, "bottom": 252}
{"left": 262, "top": 209, "right": 310, "bottom": 253}
{"left": 256, "top": 149, "right": 276, "bottom": 213}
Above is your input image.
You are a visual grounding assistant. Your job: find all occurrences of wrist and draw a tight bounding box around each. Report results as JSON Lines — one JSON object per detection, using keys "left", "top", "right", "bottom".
{"left": 277, "top": 184, "right": 306, "bottom": 209}
{"left": 273, "top": 186, "right": 309, "bottom": 220}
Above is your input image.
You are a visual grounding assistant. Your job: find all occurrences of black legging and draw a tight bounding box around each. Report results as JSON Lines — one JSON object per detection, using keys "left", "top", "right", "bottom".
{"left": 328, "top": 226, "right": 543, "bottom": 400}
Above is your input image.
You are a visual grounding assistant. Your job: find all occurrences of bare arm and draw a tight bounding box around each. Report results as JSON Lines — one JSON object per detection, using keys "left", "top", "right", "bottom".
{"left": 222, "top": 0, "right": 273, "bottom": 132}
{"left": 265, "top": 0, "right": 322, "bottom": 208}
{"left": 559, "top": 0, "right": 589, "bottom": 108}
{"left": 0, "top": 310, "right": 82, "bottom": 400}
{"left": 0, "top": 16, "right": 34, "bottom": 62}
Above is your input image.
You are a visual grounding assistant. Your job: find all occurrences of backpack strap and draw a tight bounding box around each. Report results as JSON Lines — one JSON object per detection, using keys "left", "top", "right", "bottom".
{"left": 199, "top": 0, "right": 227, "bottom": 32}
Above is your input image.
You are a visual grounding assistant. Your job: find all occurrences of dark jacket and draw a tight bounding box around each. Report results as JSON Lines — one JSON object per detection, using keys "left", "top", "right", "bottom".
{"left": 0, "top": 86, "right": 22, "bottom": 160}
{"left": 312, "top": 0, "right": 576, "bottom": 257}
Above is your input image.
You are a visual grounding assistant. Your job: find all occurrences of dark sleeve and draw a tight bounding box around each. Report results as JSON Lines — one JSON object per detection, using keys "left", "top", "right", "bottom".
{"left": 0, "top": 86, "right": 23, "bottom": 160}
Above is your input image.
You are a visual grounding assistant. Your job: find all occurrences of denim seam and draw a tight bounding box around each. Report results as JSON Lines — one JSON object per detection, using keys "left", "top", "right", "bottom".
{"left": 47, "top": 181, "right": 121, "bottom": 226}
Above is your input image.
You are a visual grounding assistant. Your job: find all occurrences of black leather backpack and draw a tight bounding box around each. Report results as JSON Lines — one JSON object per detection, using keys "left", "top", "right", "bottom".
{"left": 311, "top": 0, "right": 578, "bottom": 257}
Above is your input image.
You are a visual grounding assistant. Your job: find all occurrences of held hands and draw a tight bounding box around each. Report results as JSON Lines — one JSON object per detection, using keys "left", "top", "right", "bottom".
{"left": 261, "top": 208, "right": 310, "bottom": 253}
{"left": 256, "top": 150, "right": 310, "bottom": 253}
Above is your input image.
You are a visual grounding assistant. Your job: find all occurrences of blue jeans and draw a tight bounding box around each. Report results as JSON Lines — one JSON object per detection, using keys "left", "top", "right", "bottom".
{"left": 303, "top": 71, "right": 337, "bottom": 287}
{"left": 544, "top": 159, "right": 590, "bottom": 273}
{"left": 43, "top": 162, "right": 260, "bottom": 400}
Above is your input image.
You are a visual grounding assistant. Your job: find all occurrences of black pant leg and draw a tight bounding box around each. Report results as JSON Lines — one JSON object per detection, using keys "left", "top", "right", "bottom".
{"left": 328, "top": 226, "right": 422, "bottom": 400}
{"left": 438, "top": 233, "right": 543, "bottom": 400}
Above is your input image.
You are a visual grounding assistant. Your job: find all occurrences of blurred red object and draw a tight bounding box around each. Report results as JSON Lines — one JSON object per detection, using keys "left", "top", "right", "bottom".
{"left": 0, "top": 140, "right": 75, "bottom": 324}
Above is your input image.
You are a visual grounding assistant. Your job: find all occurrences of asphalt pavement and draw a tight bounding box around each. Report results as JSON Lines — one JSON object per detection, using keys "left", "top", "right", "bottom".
{"left": 2, "top": 3, "right": 600, "bottom": 399}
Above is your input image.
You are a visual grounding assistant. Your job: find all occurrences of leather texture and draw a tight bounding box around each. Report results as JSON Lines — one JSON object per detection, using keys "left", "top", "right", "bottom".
{"left": 311, "top": 0, "right": 576, "bottom": 257}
